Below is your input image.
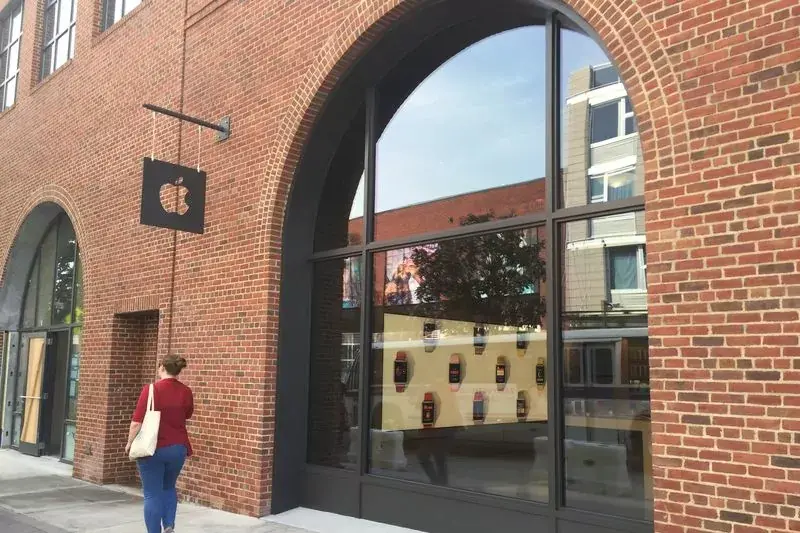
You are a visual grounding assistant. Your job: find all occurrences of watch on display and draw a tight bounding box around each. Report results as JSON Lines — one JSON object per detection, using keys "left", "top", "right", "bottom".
{"left": 448, "top": 354, "right": 462, "bottom": 392}
{"left": 473, "top": 324, "right": 487, "bottom": 356}
{"left": 423, "top": 321, "right": 439, "bottom": 353}
{"left": 536, "top": 357, "right": 546, "bottom": 390}
{"left": 516, "top": 391, "right": 528, "bottom": 421}
{"left": 495, "top": 356, "right": 508, "bottom": 390}
{"left": 422, "top": 392, "right": 436, "bottom": 427}
{"left": 393, "top": 352, "right": 409, "bottom": 393}
{"left": 516, "top": 328, "right": 528, "bottom": 357}
{"left": 472, "top": 391, "right": 486, "bottom": 423}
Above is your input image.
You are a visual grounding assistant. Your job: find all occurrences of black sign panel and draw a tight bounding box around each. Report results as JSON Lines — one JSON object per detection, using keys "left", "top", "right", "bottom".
{"left": 140, "top": 158, "right": 206, "bottom": 234}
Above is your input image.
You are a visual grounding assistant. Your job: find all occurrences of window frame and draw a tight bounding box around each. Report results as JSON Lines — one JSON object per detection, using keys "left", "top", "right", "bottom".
{"left": 40, "top": 0, "right": 77, "bottom": 80}
{"left": 101, "top": 0, "right": 141, "bottom": 31}
{"left": 0, "top": 1, "right": 23, "bottom": 112}
{"left": 607, "top": 244, "right": 646, "bottom": 292}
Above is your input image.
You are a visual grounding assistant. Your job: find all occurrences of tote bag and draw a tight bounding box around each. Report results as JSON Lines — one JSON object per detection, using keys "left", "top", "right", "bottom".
{"left": 129, "top": 384, "right": 161, "bottom": 460}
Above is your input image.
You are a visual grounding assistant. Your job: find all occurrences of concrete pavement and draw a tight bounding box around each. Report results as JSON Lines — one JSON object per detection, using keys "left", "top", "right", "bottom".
{"left": 0, "top": 450, "right": 422, "bottom": 533}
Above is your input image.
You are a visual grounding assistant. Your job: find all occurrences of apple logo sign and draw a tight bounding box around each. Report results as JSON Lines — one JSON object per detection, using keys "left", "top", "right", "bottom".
{"left": 160, "top": 177, "right": 190, "bottom": 216}
{"left": 140, "top": 158, "right": 206, "bottom": 234}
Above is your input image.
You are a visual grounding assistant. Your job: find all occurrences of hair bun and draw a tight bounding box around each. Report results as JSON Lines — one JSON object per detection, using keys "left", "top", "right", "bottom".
{"left": 177, "top": 357, "right": 187, "bottom": 369}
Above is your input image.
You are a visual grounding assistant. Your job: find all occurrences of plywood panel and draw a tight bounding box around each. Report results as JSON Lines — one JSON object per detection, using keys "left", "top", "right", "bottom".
{"left": 21, "top": 338, "right": 45, "bottom": 445}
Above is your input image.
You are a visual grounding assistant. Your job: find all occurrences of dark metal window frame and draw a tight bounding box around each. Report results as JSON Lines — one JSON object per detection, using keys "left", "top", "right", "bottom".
{"left": 0, "top": 0, "right": 23, "bottom": 111}
{"left": 275, "top": 3, "right": 649, "bottom": 533}
{"left": 40, "top": 0, "right": 76, "bottom": 80}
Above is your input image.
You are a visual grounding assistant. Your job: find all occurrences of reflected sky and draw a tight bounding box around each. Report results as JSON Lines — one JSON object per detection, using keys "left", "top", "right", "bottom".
{"left": 350, "top": 27, "right": 610, "bottom": 219}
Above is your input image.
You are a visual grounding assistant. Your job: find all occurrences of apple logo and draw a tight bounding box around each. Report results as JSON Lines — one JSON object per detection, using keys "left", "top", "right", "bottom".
{"left": 160, "top": 176, "right": 190, "bottom": 216}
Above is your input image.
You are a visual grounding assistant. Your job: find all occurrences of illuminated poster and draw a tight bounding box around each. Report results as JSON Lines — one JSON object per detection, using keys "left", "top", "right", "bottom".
{"left": 342, "top": 257, "right": 362, "bottom": 308}
{"left": 384, "top": 245, "right": 436, "bottom": 305}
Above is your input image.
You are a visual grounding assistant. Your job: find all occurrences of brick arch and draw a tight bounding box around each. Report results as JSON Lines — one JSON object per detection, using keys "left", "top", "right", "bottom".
{"left": 0, "top": 185, "right": 92, "bottom": 329}
{"left": 257, "top": 0, "right": 686, "bottom": 256}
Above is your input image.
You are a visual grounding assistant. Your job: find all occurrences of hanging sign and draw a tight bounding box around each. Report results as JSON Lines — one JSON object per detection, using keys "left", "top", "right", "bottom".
{"left": 140, "top": 158, "right": 206, "bottom": 234}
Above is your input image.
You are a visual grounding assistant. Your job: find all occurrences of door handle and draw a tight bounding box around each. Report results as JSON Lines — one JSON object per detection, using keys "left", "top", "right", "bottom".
{"left": 19, "top": 396, "right": 43, "bottom": 400}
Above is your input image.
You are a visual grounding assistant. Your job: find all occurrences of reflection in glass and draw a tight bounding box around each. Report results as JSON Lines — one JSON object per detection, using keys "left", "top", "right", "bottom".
{"left": 369, "top": 226, "right": 548, "bottom": 501}
{"left": 52, "top": 219, "right": 76, "bottom": 325}
{"left": 0, "top": 3, "right": 22, "bottom": 112}
{"left": 73, "top": 252, "right": 84, "bottom": 323}
{"left": 560, "top": 27, "right": 643, "bottom": 209}
{"left": 561, "top": 212, "right": 651, "bottom": 520}
{"left": 62, "top": 422, "right": 76, "bottom": 462}
{"left": 66, "top": 327, "right": 81, "bottom": 421}
{"left": 22, "top": 259, "right": 39, "bottom": 329}
{"left": 36, "top": 226, "right": 57, "bottom": 329}
{"left": 374, "top": 26, "right": 546, "bottom": 242}
{"left": 307, "top": 258, "right": 362, "bottom": 469}
{"left": 314, "top": 107, "right": 366, "bottom": 251}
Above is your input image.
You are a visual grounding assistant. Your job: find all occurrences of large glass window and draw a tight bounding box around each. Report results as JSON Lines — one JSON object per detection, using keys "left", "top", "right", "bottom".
{"left": 374, "top": 27, "right": 547, "bottom": 242}
{"left": 560, "top": 28, "right": 642, "bottom": 209}
{"left": 561, "top": 211, "right": 650, "bottom": 520}
{"left": 307, "top": 257, "right": 362, "bottom": 469}
{"left": 304, "top": 13, "right": 648, "bottom": 526}
{"left": 41, "top": 0, "right": 76, "bottom": 79}
{"left": 369, "top": 228, "right": 548, "bottom": 500}
{"left": 0, "top": 2, "right": 23, "bottom": 111}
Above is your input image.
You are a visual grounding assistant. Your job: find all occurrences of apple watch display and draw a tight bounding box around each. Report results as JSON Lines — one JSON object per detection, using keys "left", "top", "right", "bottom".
{"left": 516, "top": 328, "right": 528, "bottom": 357}
{"left": 473, "top": 325, "right": 487, "bottom": 355}
{"left": 536, "top": 357, "right": 546, "bottom": 389}
{"left": 422, "top": 392, "right": 436, "bottom": 427}
{"left": 393, "top": 352, "right": 408, "bottom": 393}
{"left": 495, "top": 356, "right": 507, "bottom": 390}
{"left": 472, "top": 391, "right": 486, "bottom": 422}
{"left": 448, "top": 354, "right": 462, "bottom": 391}
{"left": 516, "top": 391, "right": 528, "bottom": 420}
{"left": 423, "top": 321, "right": 439, "bottom": 353}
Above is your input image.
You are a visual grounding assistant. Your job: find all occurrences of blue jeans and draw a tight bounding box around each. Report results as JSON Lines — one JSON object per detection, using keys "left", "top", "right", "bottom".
{"left": 137, "top": 444, "right": 187, "bottom": 533}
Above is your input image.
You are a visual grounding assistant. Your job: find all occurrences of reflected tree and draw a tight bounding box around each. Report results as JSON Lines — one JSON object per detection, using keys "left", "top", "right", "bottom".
{"left": 411, "top": 212, "right": 546, "bottom": 328}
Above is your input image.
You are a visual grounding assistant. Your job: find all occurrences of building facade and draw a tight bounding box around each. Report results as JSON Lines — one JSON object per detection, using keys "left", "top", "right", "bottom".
{"left": 1, "top": 1, "right": 799, "bottom": 533}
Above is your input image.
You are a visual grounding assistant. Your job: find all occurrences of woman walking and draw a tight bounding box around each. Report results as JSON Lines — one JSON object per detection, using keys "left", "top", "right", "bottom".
{"left": 125, "top": 356, "right": 194, "bottom": 533}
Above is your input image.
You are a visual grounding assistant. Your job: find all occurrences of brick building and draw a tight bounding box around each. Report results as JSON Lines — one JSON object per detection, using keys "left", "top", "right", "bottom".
{"left": 0, "top": 1, "right": 800, "bottom": 533}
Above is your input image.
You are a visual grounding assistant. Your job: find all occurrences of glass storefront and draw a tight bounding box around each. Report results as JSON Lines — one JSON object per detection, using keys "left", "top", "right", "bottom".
{"left": 281, "top": 4, "right": 651, "bottom": 532}
{"left": 8, "top": 213, "right": 82, "bottom": 462}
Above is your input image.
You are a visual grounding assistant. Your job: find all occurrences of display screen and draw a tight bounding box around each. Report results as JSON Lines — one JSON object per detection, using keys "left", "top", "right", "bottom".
{"left": 536, "top": 360, "right": 546, "bottom": 386}
{"left": 516, "top": 330, "right": 528, "bottom": 350}
{"left": 474, "top": 326, "right": 487, "bottom": 347}
{"left": 472, "top": 396, "right": 485, "bottom": 421}
{"left": 394, "top": 360, "right": 408, "bottom": 384}
{"left": 448, "top": 362, "right": 461, "bottom": 384}
{"left": 495, "top": 363, "right": 506, "bottom": 384}
{"left": 517, "top": 395, "right": 526, "bottom": 418}
{"left": 422, "top": 398, "right": 435, "bottom": 425}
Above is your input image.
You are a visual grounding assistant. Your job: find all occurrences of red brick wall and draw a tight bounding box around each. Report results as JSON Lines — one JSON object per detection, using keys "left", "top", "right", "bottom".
{"left": 0, "top": 0, "right": 798, "bottom": 531}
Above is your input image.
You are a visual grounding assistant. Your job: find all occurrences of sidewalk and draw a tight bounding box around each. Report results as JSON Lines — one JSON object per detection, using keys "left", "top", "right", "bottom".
{"left": 0, "top": 450, "right": 421, "bottom": 533}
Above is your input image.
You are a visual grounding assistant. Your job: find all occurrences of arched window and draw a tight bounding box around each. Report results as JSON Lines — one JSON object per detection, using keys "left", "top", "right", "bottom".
{"left": 280, "top": 5, "right": 650, "bottom": 530}
{"left": 12, "top": 213, "right": 82, "bottom": 461}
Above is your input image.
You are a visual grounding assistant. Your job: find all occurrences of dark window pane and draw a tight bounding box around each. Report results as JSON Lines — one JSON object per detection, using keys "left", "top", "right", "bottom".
{"left": 625, "top": 116, "right": 637, "bottom": 135}
{"left": 560, "top": 28, "right": 643, "bottom": 209}
{"left": 590, "top": 102, "right": 618, "bottom": 144}
{"left": 374, "top": 26, "right": 546, "bottom": 243}
{"left": 589, "top": 177, "right": 604, "bottom": 203}
{"left": 561, "top": 211, "right": 651, "bottom": 520}
{"left": 609, "top": 247, "right": 638, "bottom": 290}
{"left": 624, "top": 97, "right": 632, "bottom": 114}
{"left": 369, "top": 227, "right": 548, "bottom": 501}
{"left": 52, "top": 218, "right": 76, "bottom": 324}
{"left": 35, "top": 225, "right": 58, "bottom": 329}
{"left": 314, "top": 106, "right": 365, "bottom": 251}
{"left": 41, "top": 45, "right": 53, "bottom": 79}
{"left": 591, "top": 64, "right": 619, "bottom": 88}
{"left": 307, "top": 257, "right": 362, "bottom": 469}
{"left": 43, "top": 6, "right": 56, "bottom": 45}
{"left": 0, "top": 50, "right": 7, "bottom": 82}
{"left": 0, "top": 16, "right": 9, "bottom": 49}
{"left": 22, "top": 258, "right": 39, "bottom": 329}
{"left": 66, "top": 327, "right": 80, "bottom": 420}
{"left": 73, "top": 252, "right": 83, "bottom": 322}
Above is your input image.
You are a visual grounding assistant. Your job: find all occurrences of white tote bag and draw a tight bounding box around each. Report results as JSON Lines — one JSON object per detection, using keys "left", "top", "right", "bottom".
{"left": 129, "top": 384, "right": 161, "bottom": 460}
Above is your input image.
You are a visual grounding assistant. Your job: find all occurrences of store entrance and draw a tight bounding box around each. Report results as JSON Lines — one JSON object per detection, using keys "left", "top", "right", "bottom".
{"left": 12, "top": 331, "right": 70, "bottom": 457}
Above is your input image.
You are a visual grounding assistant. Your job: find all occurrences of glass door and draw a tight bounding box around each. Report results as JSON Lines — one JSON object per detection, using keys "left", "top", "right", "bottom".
{"left": 14, "top": 332, "right": 50, "bottom": 456}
